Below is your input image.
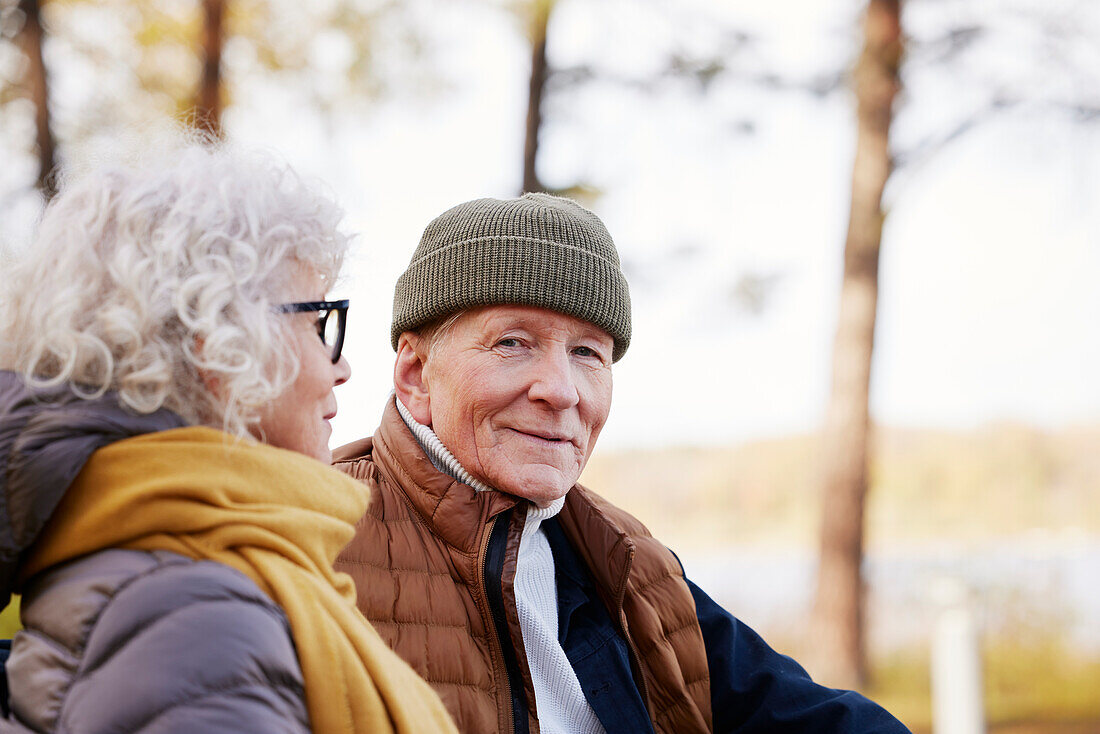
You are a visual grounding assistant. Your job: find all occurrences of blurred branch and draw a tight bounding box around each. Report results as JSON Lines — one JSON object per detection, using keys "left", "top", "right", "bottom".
{"left": 548, "top": 43, "right": 847, "bottom": 101}
{"left": 542, "top": 181, "right": 601, "bottom": 206}
{"left": 657, "top": 44, "right": 847, "bottom": 100}
{"left": 892, "top": 0, "right": 1100, "bottom": 196}
{"left": 892, "top": 95, "right": 1008, "bottom": 172}
{"left": 14, "top": 0, "right": 56, "bottom": 199}
{"left": 905, "top": 25, "right": 983, "bottom": 66}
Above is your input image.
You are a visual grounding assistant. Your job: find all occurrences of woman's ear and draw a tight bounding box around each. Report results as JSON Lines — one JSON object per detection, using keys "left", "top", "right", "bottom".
{"left": 394, "top": 332, "right": 432, "bottom": 425}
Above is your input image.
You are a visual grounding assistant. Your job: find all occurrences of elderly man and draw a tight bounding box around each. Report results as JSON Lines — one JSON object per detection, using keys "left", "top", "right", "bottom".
{"left": 333, "top": 194, "right": 909, "bottom": 734}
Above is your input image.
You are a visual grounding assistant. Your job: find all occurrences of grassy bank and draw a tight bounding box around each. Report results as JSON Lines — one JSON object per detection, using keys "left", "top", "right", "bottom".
{"left": 865, "top": 637, "right": 1100, "bottom": 733}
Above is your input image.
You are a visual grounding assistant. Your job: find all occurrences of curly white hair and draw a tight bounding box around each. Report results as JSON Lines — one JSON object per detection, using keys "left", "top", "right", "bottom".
{"left": 0, "top": 140, "right": 350, "bottom": 437}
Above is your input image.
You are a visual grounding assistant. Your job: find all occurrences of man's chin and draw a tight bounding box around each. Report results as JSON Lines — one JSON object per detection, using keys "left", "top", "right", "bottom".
{"left": 493, "top": 467, "right": 574, "bottom": 507}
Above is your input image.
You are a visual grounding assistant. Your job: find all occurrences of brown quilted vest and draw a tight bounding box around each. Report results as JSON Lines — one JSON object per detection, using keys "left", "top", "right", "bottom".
{"left": 334, "top": 400, "right": 713, "bottom": 733}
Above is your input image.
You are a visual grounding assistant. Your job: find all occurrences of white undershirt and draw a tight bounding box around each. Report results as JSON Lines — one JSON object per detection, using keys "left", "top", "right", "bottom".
{"left": 396, "top": 398, "right": 606, "bottom": 734}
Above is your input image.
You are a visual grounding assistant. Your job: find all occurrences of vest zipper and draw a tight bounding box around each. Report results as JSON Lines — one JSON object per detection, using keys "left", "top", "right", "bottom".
{"left": 480, "top": 509, "right": 530, "bottom": 734}
{"left": 614, "top": 545, "right": 653, "bottom": 713}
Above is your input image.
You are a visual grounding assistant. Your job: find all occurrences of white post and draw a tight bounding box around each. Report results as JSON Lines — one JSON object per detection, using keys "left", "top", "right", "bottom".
{"left": 931, "top": 578, "right": 985, "bottom": 734}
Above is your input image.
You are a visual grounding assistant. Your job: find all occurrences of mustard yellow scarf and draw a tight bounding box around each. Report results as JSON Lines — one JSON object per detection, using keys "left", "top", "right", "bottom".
{"left": 21, "top": 426, "right": 456, "bottom": 734}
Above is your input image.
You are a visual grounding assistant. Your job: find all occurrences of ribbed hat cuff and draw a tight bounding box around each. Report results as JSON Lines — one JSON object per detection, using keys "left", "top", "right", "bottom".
{"left": 391, "top": 236, "right": 631, "bottom": 362}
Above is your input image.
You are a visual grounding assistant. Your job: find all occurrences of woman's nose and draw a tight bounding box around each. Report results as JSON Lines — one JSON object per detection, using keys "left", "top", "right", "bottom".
{"left": 334, "top": 353, "right": 351, "bottom": 386}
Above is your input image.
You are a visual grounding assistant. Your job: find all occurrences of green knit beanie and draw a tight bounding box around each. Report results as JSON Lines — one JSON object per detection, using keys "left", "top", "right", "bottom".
{"left": 392, "top": 193, "right": 632, "bottom": 361}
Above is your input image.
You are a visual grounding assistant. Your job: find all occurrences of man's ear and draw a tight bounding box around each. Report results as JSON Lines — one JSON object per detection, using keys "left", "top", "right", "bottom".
{"left": 394, "top": 332, "right": 432, "bottom": 425}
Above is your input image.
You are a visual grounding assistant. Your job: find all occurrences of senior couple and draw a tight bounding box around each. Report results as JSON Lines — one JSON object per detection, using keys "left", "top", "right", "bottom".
{"left": 0, "top": 143, "right": 908, "bottom": 733}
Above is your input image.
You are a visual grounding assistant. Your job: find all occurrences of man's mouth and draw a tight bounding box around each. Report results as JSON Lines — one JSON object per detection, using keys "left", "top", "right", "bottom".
{"left": 509, "top": 428, "right": 571, "bottom": 444}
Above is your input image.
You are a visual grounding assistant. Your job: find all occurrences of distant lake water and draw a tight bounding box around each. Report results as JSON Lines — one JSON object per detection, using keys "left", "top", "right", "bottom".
{"left": 678, "top": 536, "right": 1100, "bottom": 653}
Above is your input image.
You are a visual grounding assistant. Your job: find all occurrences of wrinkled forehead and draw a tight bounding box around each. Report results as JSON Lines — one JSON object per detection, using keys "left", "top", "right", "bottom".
{"left": 424, "top": 304, "right": 615, "bottom": 352}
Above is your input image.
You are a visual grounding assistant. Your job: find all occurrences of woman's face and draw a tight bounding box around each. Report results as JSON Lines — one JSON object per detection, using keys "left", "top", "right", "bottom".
{"left": 254, "top": 266, "right": 351, "bottom": 463}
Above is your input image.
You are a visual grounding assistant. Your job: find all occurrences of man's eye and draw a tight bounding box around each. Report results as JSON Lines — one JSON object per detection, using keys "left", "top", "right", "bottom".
{"left": 573, "top": 345, "right": 601, "bottom": 359}
{"left": 496, "top": 337, "right": 520, "bottom": 348}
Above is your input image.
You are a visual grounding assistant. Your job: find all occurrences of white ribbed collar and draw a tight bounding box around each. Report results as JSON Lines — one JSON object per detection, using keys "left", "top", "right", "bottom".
{"left": 394, "top": 395, "right": 566, "bottom": 518}
{"left": 526, "top": 500, "right": 563, "bottom": 522}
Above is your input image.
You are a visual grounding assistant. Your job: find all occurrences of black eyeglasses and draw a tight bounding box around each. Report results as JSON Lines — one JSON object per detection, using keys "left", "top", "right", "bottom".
{"left": 275, "top": 299, "right": 349, "bottom": 363}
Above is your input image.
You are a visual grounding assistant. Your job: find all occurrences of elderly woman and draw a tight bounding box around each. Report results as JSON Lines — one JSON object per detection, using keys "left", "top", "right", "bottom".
{"left": 0, "top": 144, "right": 455, "bottom": 734}
{"left": 332, "top": 194, "right": 911, "bottom": 733}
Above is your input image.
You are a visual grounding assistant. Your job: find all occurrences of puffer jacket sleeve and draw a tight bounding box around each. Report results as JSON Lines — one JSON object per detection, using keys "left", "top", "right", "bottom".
{"left": 685, "top": 578, "right": 911, "bottom": 734}
{"left": 5, "top": 549, "right": 310, "bottom": 734}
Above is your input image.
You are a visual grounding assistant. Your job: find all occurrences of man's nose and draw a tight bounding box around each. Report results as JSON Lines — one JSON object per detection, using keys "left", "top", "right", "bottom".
{"left": 527, "top": 348, "right": 580, "bottom": 410}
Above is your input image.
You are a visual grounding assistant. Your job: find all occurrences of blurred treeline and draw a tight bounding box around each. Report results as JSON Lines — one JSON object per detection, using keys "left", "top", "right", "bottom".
{"left": 584, "top": 423, "right": 1100, "bottom": 549}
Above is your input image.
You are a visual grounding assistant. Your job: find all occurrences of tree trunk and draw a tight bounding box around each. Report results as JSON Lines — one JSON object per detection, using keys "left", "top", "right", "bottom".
{"left": 16, "top": 0, "right": 57, "bottom": 200}
{"left": 195, "top": 0, "right": 225, "bottom": 136}
{"left": 808, "top": 0, "right": 902, "bottom": 690}
{"left": 521, "top": 0, "right": 553, "bottom": 194}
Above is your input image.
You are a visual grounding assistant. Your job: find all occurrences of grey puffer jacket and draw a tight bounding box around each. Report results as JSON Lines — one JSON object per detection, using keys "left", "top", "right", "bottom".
{"left": 0, "top": 371, "right": 310, "bottom": 733}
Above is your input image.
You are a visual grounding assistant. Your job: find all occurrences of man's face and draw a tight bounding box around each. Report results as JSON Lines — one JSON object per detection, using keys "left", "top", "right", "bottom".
{"left": 421, "top": 304, "right": 614, "bottom": 507}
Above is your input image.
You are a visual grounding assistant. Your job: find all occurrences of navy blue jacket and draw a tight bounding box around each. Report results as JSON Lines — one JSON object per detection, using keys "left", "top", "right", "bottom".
{"left": 544, "top": 519, "right": 911, "bottom": 734}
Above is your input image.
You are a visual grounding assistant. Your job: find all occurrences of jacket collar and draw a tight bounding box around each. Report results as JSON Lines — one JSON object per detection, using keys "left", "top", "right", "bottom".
{"left": 557, "top": 484, "right": 638, "bottom": 615}
{"left": 372, "top": 397, "right": 520, "bottom": 554}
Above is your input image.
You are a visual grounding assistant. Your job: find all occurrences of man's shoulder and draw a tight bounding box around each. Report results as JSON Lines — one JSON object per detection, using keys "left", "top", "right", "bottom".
{"left": 332, "top": 435, "right": 375, "bottom": 464}
{"left": 330, "top": 433, "right": 421, "bottom": 534}
{"left": 332, "top": 435, "right": 377, "bottom": 485}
